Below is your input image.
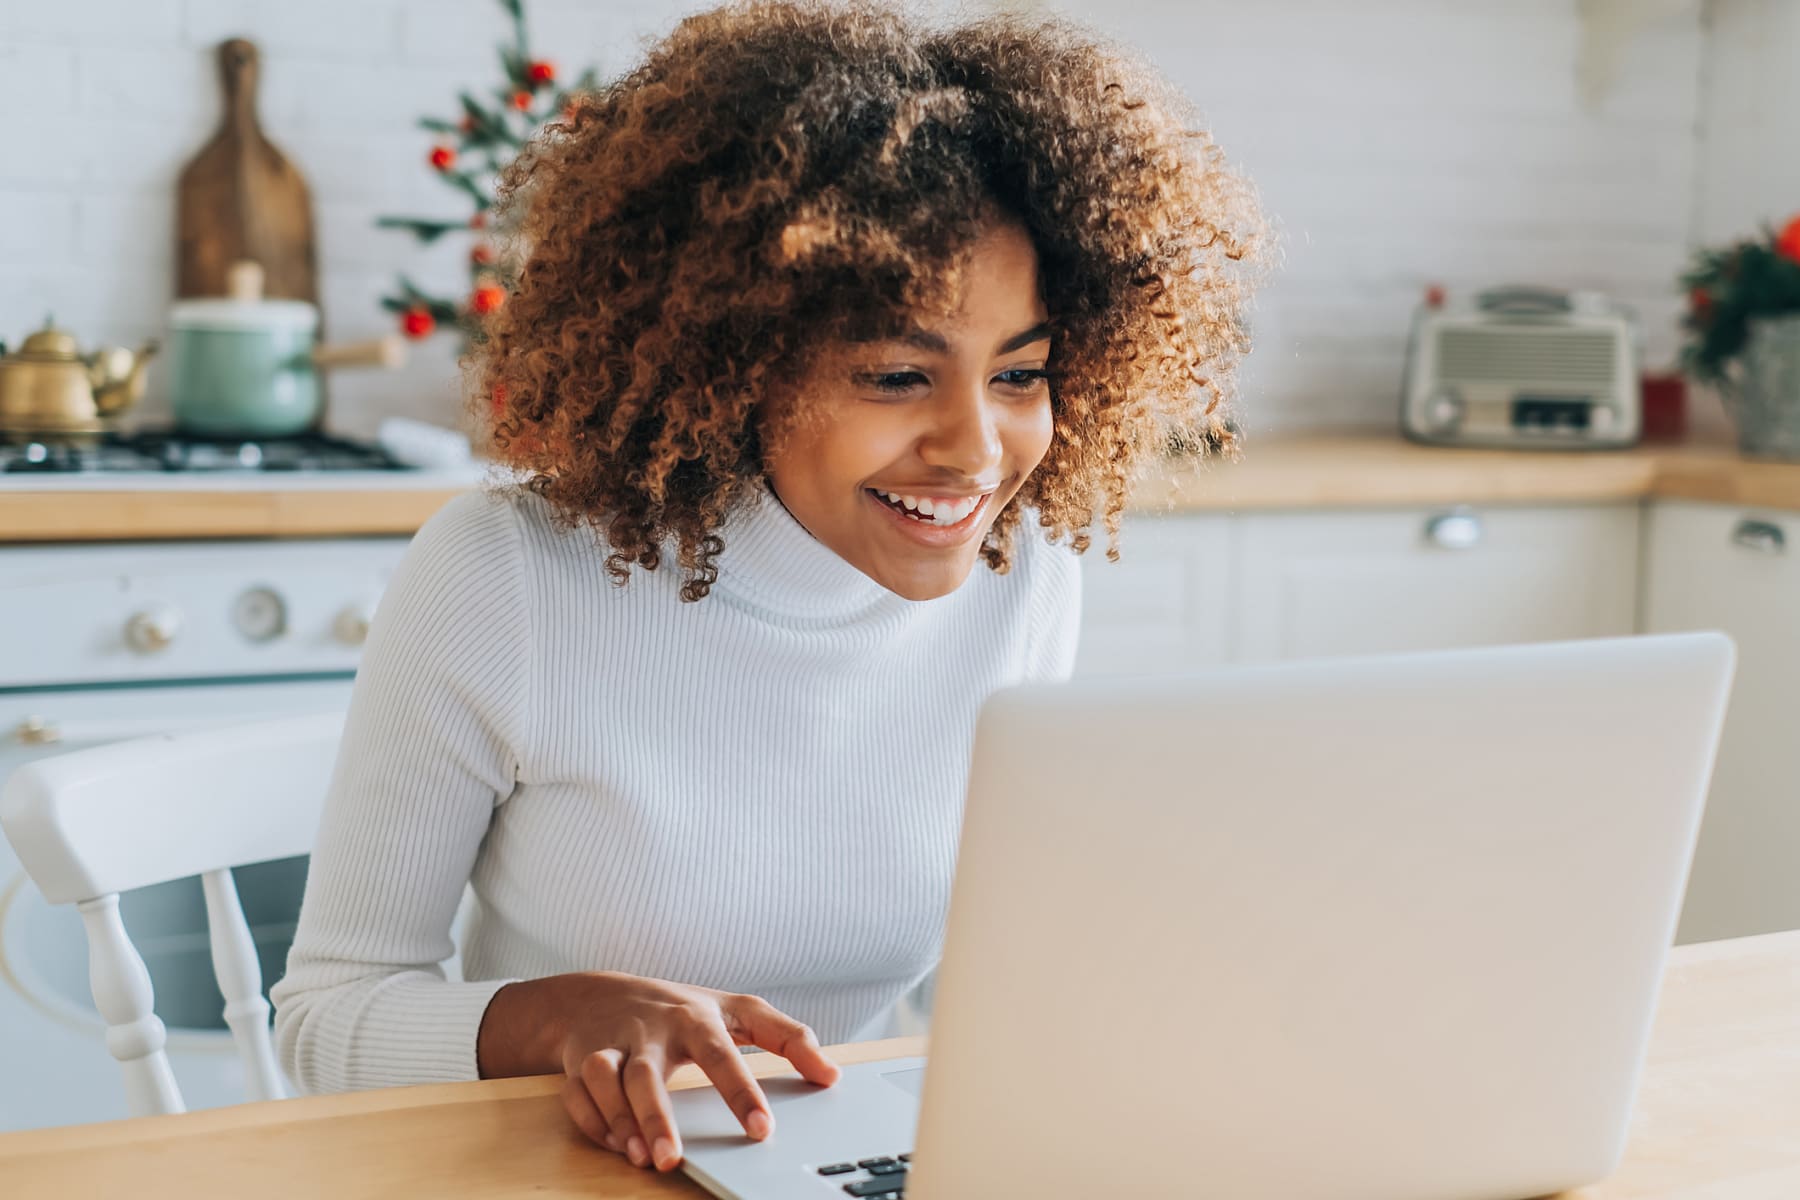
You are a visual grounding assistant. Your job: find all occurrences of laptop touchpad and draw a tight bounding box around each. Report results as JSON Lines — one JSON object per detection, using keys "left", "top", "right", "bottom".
{"left": 881, "top": 1067, "right": 926, "bottom": 1098}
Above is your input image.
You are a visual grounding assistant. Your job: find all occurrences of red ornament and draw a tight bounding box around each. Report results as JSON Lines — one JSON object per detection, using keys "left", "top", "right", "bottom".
{"left": 526, "top": 60, "right": 555, "bottom": 86}
{"left": 471, "top": 284, "right": 507, "bottom": 315}
{"left": 428, "top": 145, "right": 456, "bottom": 172}
{"left": 470, "top": 243, "right": 495, "bottom": 266}
{"left": 401, "top": 307, "right": 436, "bottom": 339}
{"left": 1777, "top": 213, "right": 1800, "bottom": 265}
{"left": 510, "top": 90, "right": 533, "bottom": 112}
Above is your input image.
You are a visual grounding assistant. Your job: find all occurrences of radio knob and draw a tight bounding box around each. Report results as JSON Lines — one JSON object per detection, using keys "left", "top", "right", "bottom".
{"left": 1427, "top": 386, "right": 1464, "bottom": 433}
{"left": 124, "top": 605, "right": 182, "bottom": 654}
{"left": 333, "top": 602, "right": 376, "bottom": 647}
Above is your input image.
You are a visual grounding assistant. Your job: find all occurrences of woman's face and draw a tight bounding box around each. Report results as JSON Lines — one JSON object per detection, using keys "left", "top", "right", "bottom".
{"left": 765, "top": 221, "right": 1055, "bottom": 601}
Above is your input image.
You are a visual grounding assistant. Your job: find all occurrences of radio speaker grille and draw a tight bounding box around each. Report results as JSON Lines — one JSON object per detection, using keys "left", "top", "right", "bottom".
{"left": 1437, "top": 328, "right": 1616, "bottom": 385}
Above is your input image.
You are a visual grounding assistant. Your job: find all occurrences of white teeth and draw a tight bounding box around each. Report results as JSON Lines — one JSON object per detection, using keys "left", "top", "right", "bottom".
{"left": 874, "top": 490, "right": 987, "bottom": 526}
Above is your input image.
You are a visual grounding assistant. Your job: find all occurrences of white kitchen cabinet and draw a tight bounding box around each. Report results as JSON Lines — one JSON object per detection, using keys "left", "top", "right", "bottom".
{"left": 1641, "top": 500, "right": 1800, "bottom": 944}
{"left": 1073, "top": 513, "right": 1232, "bottom": 677}
{"left": 1232, "top": 503, "right": 1641, "bottom": 664}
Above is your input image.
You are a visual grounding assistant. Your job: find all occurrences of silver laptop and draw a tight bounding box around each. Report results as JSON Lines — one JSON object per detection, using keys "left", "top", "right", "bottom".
{"left": 673, "top": 633, "right": 1735, "bottom": 1200}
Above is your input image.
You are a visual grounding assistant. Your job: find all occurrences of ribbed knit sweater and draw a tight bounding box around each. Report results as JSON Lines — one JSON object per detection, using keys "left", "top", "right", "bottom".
{"left": 271, "top": 483, "right": 1081, "bottom": 1093}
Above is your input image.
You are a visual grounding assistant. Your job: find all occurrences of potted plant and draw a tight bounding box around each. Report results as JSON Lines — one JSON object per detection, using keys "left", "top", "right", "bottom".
{"left": 1681, "top": 213, "right": 1800, "bottom": 459}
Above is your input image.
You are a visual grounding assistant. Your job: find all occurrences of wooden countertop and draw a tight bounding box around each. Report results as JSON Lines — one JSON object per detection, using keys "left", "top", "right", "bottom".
{"left": 3, "top": 434, "right": 1799, "bottom": 543}
{"left": 1138, "top": 432, "right": 1800, "bottom": 514}
{"left": 3, "top": 932, "right": 1798, "bottom": 1199}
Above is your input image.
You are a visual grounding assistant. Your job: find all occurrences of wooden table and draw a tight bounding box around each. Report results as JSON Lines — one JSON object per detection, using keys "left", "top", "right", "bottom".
{"left": 4, "top": 934, "right": 1799, "bottom": 1198}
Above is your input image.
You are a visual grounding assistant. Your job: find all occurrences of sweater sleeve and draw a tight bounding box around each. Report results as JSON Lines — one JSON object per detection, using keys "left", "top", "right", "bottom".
{"left": 1022, "top": 532, "right": 1083, "bottom": 684}
{"left": 272, "top": 491, "right": 534, "bottom": 1093}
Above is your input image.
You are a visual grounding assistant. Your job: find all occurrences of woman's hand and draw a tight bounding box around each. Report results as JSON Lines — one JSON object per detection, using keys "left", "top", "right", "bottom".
{"left": 478, "top": 971, "right": 840, "bottom": 1173}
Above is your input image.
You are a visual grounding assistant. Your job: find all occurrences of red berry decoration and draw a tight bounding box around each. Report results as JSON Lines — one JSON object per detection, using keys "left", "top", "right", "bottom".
{"left": 471, "top": 284, "right": 507, "bottom": 315}
{"left": 510, "top": 90, "right": 533, "bottom": 111}
{"left": 469, "top": 211, "right": 488, "bottom": 230}
{"left": 527, "top": 60, "right": 555, "bottom": 86}
{"left": 429, "top": 145, "right": 456, "bottom": 172}
{"left": 401, "top": 307, "right": 436, "bottom": 339}
{"left": 470, "top": 243, "right": 495, "bottom": 266}
{"left": 1777, "top": 214, "right": 1800, "bottom": 265}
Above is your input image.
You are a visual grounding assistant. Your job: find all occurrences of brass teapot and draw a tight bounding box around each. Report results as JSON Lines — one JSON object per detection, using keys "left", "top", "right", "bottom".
{"left": 0, "top": 318, "right": 158, "bottom": 434}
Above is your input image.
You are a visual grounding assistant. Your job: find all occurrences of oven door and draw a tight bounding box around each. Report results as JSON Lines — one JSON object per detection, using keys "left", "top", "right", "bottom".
{"left": 0, "top": 677, "right": 352, "bottom": 1131}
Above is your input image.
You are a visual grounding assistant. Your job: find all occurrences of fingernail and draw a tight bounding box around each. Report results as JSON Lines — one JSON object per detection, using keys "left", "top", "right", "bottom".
{"left": 653, "top": 1136, "right": 679, "bottom": 1169}
{"left": 746, "top": 1109, "right": 771, "bottom": 1139}
{"left": 626, "top": 1135, "right": 648, "bottom": 1166}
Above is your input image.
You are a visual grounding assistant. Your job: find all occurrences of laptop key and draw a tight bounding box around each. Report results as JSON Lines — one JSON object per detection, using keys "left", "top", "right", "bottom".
{"left": 898, "top": 1153, "right": 912, "bottom": 1163}
{"left": 843, "top": 1178, "right": 905, "bottom": 1197}
{"left": 867, "top": 1161, "right": 905, "bottom": 1176}
{"left": 817, "top": 1163, "right": 857, "bottom": 1176}
{"left": 856, "top": 1157, "right": 897, "bottom": 1170}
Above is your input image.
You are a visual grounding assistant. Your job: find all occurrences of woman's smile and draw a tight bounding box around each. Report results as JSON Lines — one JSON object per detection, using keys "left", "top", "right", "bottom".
{"left": 862, "top": 485, "right": 1000, "bottom": 547}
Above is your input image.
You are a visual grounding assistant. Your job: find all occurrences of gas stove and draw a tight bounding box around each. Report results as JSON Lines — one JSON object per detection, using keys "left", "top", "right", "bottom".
{"left": 0, "top": 429, "right": 407, "bottom": 475}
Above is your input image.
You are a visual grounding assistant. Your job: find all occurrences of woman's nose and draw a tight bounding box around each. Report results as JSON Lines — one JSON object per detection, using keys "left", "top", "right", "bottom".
{"left": 918, "top": 385, "right": 1003, "bottom": 477}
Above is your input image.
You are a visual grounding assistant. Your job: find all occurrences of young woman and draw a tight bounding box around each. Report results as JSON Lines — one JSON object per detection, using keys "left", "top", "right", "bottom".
{"left": 272, "top": 0, "right": 1260, "bottom": 1175}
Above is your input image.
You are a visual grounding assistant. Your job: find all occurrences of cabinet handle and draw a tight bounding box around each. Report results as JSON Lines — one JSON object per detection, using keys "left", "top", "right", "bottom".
{"left": 1425, "top": 509, "right": 1483, "bottom": 550}
{"left": 1730, "top": 519, "right": 1786, "bottom": 555}
{"left": 11, "top": 716, "right": 62, "bottom": 745}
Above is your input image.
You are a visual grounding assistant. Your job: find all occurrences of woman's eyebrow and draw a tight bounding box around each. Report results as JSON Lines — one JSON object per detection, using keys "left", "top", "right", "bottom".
{"left": 891, "top": 320, "right": 1053, "bottom": 356}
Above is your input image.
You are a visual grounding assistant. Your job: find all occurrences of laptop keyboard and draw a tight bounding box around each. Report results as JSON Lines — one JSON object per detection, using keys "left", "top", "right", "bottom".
{"left": 815, "top": 1152, "right": 912, "bottom": 1196}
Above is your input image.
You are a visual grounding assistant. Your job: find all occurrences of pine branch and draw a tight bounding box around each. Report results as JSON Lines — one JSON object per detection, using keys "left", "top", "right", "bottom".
{"left": 376, "top": 216, "right": 468, "bottom": 243}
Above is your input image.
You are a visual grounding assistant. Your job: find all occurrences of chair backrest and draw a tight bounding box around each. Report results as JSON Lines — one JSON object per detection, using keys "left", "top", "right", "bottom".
{"left": 0, "top": 711, "right": 344, "bottom": 1118}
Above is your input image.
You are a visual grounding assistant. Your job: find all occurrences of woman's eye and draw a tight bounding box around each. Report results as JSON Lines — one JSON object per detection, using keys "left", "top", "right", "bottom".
{"left": 859, "top": 370, "right": 929, "bottom": 395}
{"left": 994, "top": 368, "right": 1049, "bottom": 391}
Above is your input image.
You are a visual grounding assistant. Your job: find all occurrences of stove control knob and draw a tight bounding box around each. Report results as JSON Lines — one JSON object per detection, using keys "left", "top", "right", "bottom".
{"left": 233, "top": 586, "right": 288, "bottom": 643}
{"left": 124, "top": 606, "right": 182, "bottom": 654}
{"left": 333, "top": 602, "right": 376, "bottom": 647}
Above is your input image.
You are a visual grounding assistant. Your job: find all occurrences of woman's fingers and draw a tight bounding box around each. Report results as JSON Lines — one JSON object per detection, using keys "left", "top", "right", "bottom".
{"left": 723, "top": 994, "right": 842, "bottom": 1087}
{"left": 621, "top": 1046, "right": 683, "bottom": 1171}
{"left": 578, "top": 1048, "right": 648, "bottom": 1166}
{"left": 684, "top": 1021, "right": 775, "bottom": 1140}
{"left": 560, "top": 1071, "right": 612, "bottom": 1149}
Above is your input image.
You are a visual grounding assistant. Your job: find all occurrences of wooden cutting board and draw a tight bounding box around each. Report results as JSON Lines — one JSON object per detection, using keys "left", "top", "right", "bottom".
{"left": 175, "top": 38, "right": 318, "bottom": 304}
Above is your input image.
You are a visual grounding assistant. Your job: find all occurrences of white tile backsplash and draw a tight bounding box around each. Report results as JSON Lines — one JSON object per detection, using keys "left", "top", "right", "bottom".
{"left": 0, "top": 0, "right": 1785, "bottom": 437}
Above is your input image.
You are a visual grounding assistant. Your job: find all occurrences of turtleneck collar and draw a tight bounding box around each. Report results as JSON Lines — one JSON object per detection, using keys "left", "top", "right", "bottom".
{"left": 710, "top": 483, "right": 915, "bottom": 623}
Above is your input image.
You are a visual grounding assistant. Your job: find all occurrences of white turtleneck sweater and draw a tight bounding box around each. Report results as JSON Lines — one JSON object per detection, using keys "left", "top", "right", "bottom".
{"left": 271, "top": 484, "right": 1081, "bottom": 1093}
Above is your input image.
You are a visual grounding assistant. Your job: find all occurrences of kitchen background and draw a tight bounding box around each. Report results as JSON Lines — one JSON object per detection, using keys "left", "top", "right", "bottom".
{"left": 1, "top": 0, "right": 1797, "bottom": 437}
{"left": 4, "top": 0, "right": 1800, "bottom": 1140}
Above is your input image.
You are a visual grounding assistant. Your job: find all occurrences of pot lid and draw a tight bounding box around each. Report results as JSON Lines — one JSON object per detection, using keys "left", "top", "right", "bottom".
{"left": 170, "top": 297, "right": 319, "bottom": 332}
{"left": 170, "top": 259, "right": 318, "bottom": 332}
{"left": 15, "top": 319, "right": 79, "bottom": 360}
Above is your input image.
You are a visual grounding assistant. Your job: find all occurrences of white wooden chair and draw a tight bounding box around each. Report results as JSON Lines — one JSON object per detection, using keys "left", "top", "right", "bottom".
{"left": 0, "top": 712, "right": 343, "bottom": 1118}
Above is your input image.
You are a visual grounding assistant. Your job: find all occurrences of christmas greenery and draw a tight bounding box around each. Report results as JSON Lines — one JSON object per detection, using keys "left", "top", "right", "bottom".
{"left": 377, "top": 0, "right": 598, "bottom": 345}
{"left": 1681, "top": 213, "right": 1800, "bottom": 383}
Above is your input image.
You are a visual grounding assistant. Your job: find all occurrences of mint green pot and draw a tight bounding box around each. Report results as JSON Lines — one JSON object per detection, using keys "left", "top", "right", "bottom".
{"left": 168, "top": 296, "right": 320, "bottom": 437}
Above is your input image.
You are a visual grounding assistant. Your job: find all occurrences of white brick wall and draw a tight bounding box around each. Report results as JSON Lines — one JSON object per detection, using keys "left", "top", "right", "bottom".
{"left": 0, "top": 0, "right": 1727, "bottom": 437}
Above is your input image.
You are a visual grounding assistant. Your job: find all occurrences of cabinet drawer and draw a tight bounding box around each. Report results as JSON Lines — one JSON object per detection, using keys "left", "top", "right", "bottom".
{"left": 1233, "top": 503, "right": 1640, "bottom": 664}
{"left": 1075, "top": 514, "right": 1232, "bottom": 677}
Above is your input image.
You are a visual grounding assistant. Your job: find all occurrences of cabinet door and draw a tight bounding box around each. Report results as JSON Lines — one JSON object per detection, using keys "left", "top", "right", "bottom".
{"left": 1641, "top": 501, "right": 1800, "bottom": 943}
{"left": 1074, "top": 514, "right": 1232, "bottom": 677}
{"left": 1233, "top": 504, "right": 1640, "bottom": 664}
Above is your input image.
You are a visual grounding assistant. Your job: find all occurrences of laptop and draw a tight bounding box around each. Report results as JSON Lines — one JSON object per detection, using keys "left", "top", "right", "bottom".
{"left": 672, "top": 632, "right": 1736, "bottom": 1200}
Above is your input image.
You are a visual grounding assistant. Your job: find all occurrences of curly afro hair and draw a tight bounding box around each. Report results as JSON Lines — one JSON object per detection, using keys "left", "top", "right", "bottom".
{"left": 475, "top": 0, "right": 1264, "bottom": 601}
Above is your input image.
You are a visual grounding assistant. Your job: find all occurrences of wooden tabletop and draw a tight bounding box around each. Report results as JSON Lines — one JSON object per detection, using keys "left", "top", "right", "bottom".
{"left": 4, "top": 433, "right": 1800, "bottom": 543}
{"left": 3, "top": 932, "right": 1798, "bottom": 1198}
